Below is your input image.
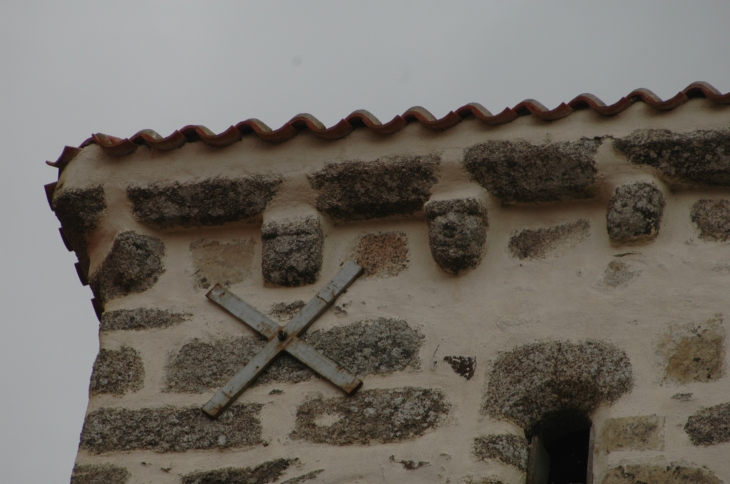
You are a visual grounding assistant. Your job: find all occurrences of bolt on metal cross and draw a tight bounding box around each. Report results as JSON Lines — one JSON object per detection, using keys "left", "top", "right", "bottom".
{"left": 202, "top": 261, "right": 364, "bottom": 418}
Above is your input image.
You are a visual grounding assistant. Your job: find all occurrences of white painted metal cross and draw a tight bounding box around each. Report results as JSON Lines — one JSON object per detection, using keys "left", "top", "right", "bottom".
{"left": 202, "top": 261, "right": 364, "bottom": 418}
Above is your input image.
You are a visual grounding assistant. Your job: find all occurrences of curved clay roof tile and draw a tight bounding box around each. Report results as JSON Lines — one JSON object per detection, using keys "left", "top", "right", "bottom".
{"left": 46, "top": 82, "right": 730, "bottom": 175}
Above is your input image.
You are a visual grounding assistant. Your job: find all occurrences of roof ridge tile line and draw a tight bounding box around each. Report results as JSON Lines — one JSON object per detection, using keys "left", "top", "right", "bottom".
{"left": 684, "top": 81, "right": 730, "bottom": 102}
{"left": 45, "top": 81, "right": 729, "bottom": 175}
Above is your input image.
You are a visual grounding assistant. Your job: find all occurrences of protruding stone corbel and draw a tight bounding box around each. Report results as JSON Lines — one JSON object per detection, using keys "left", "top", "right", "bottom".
{"left": 606, "top": 181, "right": 665, "bottom": 244}
{"left": 424, "top": 198, "right": 488, "bottom": 275}
{"left": 262, "top": 215, "right": 324, "bottom": 286}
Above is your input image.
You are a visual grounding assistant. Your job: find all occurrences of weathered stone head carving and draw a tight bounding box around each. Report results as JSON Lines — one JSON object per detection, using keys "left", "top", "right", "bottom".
{"left": 424, "top": 198, "right": 488, "bottom": 275}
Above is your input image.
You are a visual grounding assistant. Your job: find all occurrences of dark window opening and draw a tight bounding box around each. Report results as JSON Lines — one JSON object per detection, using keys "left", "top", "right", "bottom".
{"left": 526, "top": 409, "right": 593, "bottom": 484}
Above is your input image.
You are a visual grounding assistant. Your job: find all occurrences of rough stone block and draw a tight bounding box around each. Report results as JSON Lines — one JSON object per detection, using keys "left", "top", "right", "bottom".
{"left": 89, "top": 346, "right": 144, "bottom": 395}
{"left": 181, "top": 459, "right": 292, "bottom": 484}
{"left": 90, "top": 231, "right": 165, "bottom": 304}
{"left": 657, "top": 315, "right": 725, "bottom": 384}
{"left": 70, "top": 464, "right": 130, "bottom": 484}
{"left": 308, "top": 318, "right": 423, "bottom": 375}
{"left": 600, "top": 260, "right": 641, "bottom": 288}
{"left": 165, "top": 336, "right": 311, "bottom": 392}
{"left": 262, "top": 217, "right": 323, "bottom": 287}
{"left": 508, "top": 219, "right": 589, "bottom": 260}
{"left": 290, "top": 387, "right": 449, "bottom": 445}
{"left": 425, "top": 198, "right": 488, "bottom": 274}
{"left": 309, "top": 155, "right": 440, "bottom": 220}
{"left": 463, "top": 139, "right": 600, "bottom": 203}
{"left": 601, "top": 464, "right": 722, "bottom": 484}
{"left": 190, "top": 238, "right": 256, "bottom": 289}
{"left": 483, "top": 341, "right": 633, "bottom": 431}
{"left": 100, "top": 308, "right": 189, "bottom": 332}
{"left": 600, "top": 415, "right": 664, "bottom": 452}
{"left": 52, "top": 186, "right": 106, "bottom": 277}
{"left": 606, "top": 182, "right": 665, "bottom": 243}
{"left": 685, "top": 402, "right": 730, "bottom": 446}
{"left": 80, "top": 404, "right": 262, "bottom": 453}
{"left": 613, "top": 128, "right": 730, "bottom": 186}
{"left": 444, "top": 356, "right": 476, "bottom": 380}
{"left": 165, "top": 318, "right": 423, "bottom": 392}
{"left": 352, "top": 231, "right": 409, "bottom": 277}
{"left": 473, "top": 434, "right": 528, "bottom": 471}
{"left": 126, "top": 176, "right": 282, "bottom": 228}
{"left": 691, "top": 199, "right": 730, "bottom": 241}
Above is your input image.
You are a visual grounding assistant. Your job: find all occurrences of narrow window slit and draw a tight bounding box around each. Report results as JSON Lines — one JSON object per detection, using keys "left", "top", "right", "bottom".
{"left": 526, "top": 409, "right": 593, "bottom": 484}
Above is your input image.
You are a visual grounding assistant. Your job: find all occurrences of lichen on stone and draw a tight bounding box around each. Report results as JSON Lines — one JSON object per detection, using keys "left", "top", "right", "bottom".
{"left": 509, "top": 219, "right": 590, "bottom": 260}
{"left": 473, "top": 434, "right": 528, "bottom": 471}
{"left": 262, "top": 216, "right": 323, "bottom": 287}
{"left": 190, "top": 238, "right": 256, "bottom": 289}
{"left": 483, "top": 340, "right": 633, "bottom": 431}
{"left": 606, "top": 182, "right": 665, "bottom": 243}
{"left": 269, "top": 300, "right": 306, "bottom": 322}
{"left": 70, "top": 464, "right": 130, "bottom": 484}
{"left": 290, "top": 387, "right": 449, "bottom": 445}
{"left": 307, "top": 318, "right": 423, "bottom": 375}
{"left": 600, "top": 415, "right": 664, "bottom": 452}
{"left": 181, "top": 458, "right": 292, "bottom": 484}
{"left": 657, "top": 315, "right": 726, "bottom": 384}
{"left": 80, "top": 404, "right": 262, "bottom": 453}
{"left": 52, "top": 186, "right": 106, "bottom": 278}
{"left": 126, "top": 176, "right": 282, "bottom": 228}
{"left": 89, "top": 346, "right": 144, "bottom": 395}
{"left": 691, "top": 199, "right": 730, "bottom": 241}
{"left": 600, "top": 260, "right": 641, "bottom": 288}
{"left": 463, "top": 139, "right": 600, "bottom": 203}
{"left": 100, "top": 308, "right": 189, "bottom": 332}
{"left": 613, "top": 128, "right": 730, "bottom": 186}
{"left": 164, "top": 318, "right": 423, "bottom": 392}
{"left": 685, "top": 402, "right": 730, "bottom": 446}
{"left": 425, "top": 198, "right": 487, "bottom": 274}
{"left": 352, "top": 231, "right": 409, "bottom": 277}
{"left": 164, "top": 336, "right": 311, "bottom": 393}
{"left": 89, "top": 231, "right": 165, "bottom": 304}
{"left": 600, "top": 463, "right": 722, "bottom": 484}
{"left": 309, "top": 154, "right": 440, "bottom": 220}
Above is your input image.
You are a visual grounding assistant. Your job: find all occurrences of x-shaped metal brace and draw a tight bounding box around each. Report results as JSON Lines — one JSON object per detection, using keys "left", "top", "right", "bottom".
{"left": 202, "top": 261, "right": 364, "bottom": 418}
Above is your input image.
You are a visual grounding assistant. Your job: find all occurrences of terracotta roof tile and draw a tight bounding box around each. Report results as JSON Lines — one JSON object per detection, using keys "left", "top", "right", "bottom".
{"left": 46, "top": 82, "right": 729, "bottom": 173}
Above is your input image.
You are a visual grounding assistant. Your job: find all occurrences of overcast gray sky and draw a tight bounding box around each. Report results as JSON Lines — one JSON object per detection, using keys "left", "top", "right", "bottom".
{"left": 1, "top": 1, "right": 729, "bottom": 482}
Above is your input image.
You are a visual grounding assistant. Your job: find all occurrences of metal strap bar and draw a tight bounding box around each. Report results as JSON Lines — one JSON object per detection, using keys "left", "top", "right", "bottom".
{"left": 201, "top": 261, "right": 364, "bottom": 419}
{"left": 284, "top": 261, "right": 363, "bottom": 336}
{"left": 206, "top": 284, "right": 279, "bottom": 339}
{"left": 202, "top": 337, "right": 283, "bottom": 418}
{"left": 286, "top": 338, "right": 362, "bottom": 394}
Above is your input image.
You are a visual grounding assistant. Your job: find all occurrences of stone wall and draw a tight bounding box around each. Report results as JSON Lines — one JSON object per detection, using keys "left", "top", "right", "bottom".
{"left": 49, "top": 98, "right": 729, "bottom": 483}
